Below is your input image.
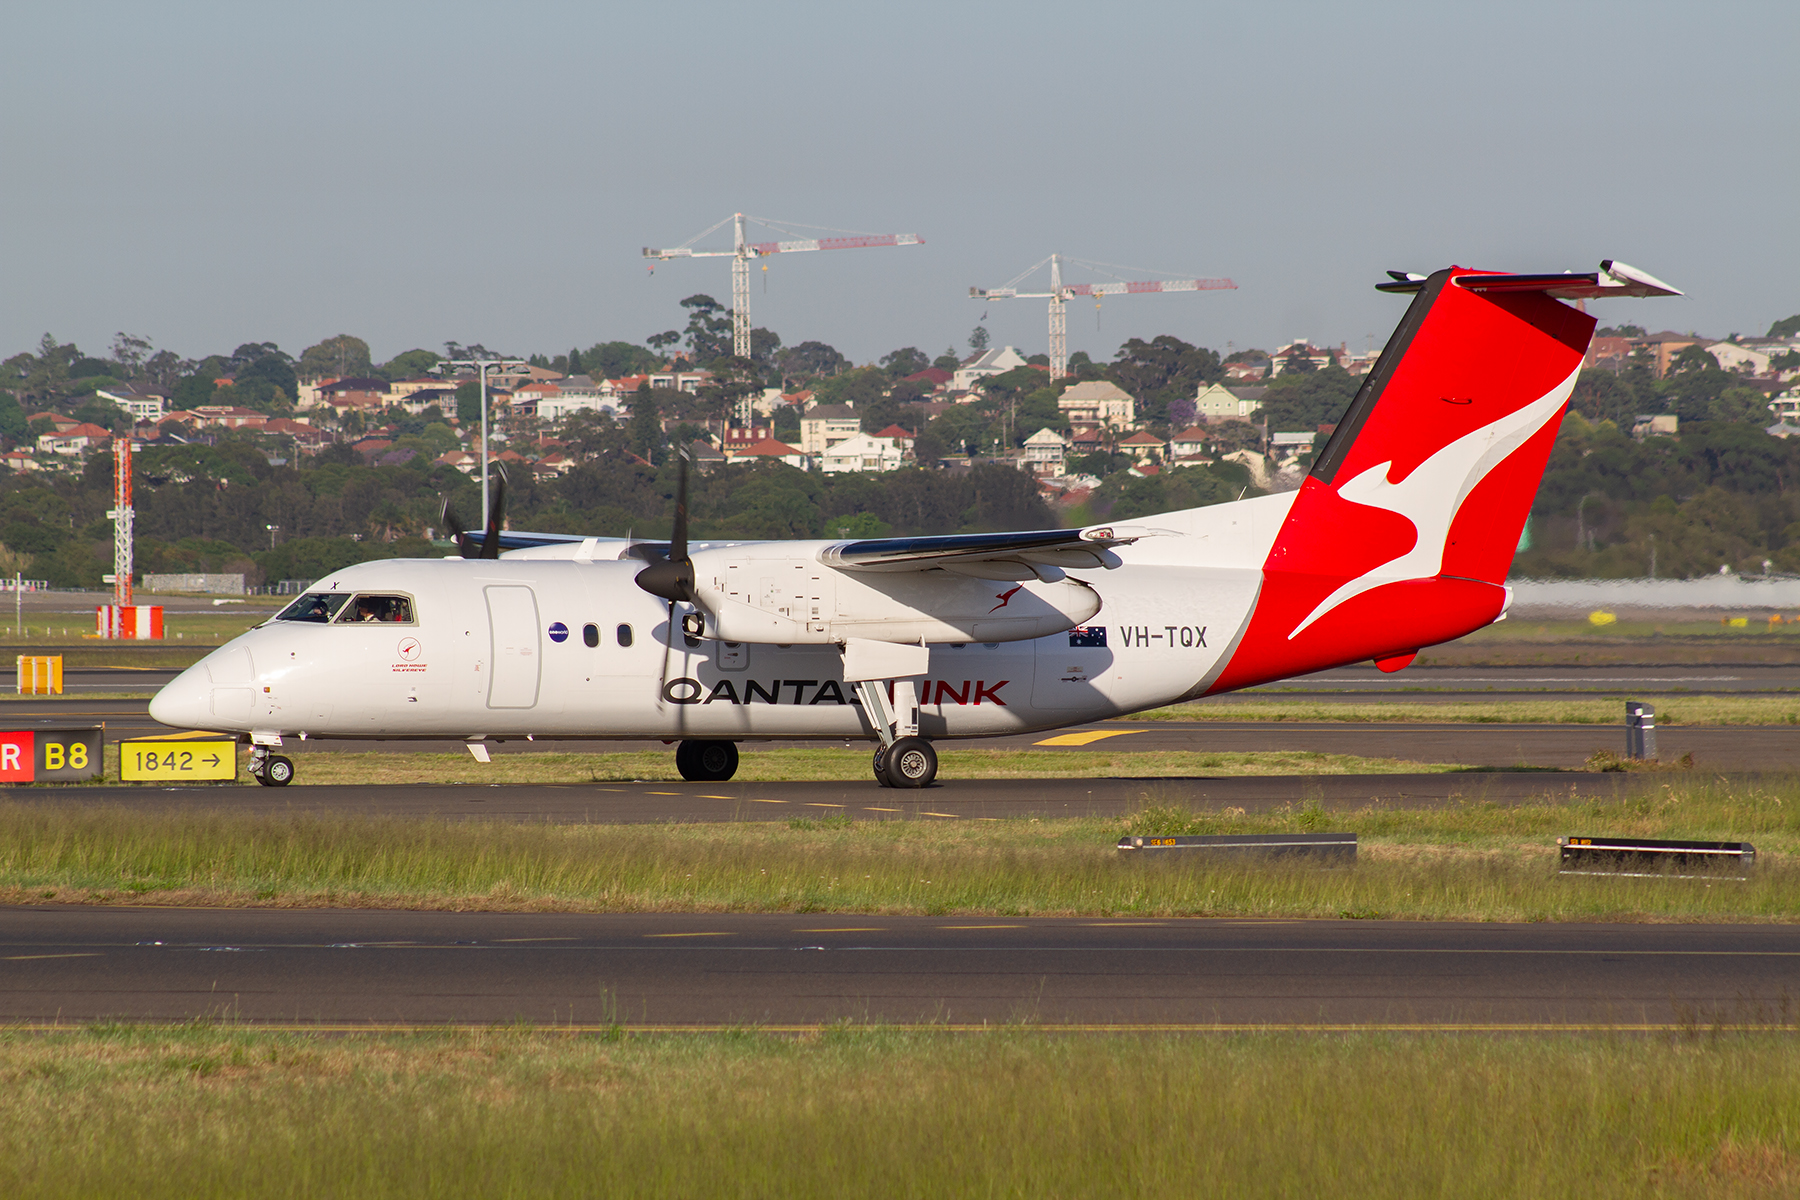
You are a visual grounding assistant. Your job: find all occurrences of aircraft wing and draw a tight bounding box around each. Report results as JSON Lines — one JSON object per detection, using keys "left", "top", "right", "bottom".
{"left": 816, "top": 525, "right": 1146, "bottom": 579}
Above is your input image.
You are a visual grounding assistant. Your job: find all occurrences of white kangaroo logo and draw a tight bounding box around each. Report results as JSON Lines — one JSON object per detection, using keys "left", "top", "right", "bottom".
{"left": 1287, "top": 363, "right": 1580, "bottom": 639}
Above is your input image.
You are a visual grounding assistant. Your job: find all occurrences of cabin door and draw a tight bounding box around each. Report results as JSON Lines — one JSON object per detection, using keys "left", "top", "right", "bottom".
{"left": 485, "top": 585, "right": 542, "bottom": 709}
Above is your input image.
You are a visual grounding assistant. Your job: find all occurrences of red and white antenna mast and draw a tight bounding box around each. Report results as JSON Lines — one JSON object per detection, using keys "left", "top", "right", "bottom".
{"left": 971, "top": 254, "right": 1236, "bottom": 378}
{"left": 109, "top": 436, "right": 133, "bottom": 607}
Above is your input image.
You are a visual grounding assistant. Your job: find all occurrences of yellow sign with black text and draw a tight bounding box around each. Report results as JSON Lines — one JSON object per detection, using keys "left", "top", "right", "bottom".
{"left": 120, "top": 740, "right": 238, "bottom": 781}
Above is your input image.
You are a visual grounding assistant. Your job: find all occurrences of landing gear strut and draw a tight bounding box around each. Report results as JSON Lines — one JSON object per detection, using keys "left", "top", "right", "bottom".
{"left": 854, "top": 678, "right": 936, "bottom": 789}
{"left": 675, "top": 739, "right": 739, "bottom": 782}
{"left": 249, "top": 746, "right": 294, "bottom": 787}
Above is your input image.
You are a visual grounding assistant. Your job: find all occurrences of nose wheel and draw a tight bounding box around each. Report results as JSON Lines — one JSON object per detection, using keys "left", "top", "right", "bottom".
{"left": 249, "top": 747, "right": 294, "bottom": 787}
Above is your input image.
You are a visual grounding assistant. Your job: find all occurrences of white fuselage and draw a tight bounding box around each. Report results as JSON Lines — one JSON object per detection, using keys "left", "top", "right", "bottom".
{"left": 149, "top": 493, "right": 1297, "bottom": 743}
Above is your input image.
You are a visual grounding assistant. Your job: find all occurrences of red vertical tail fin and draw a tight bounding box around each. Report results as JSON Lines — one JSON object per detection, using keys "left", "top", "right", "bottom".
{"left": 1210, "top": 262, "right": 1675, "bottom": 692}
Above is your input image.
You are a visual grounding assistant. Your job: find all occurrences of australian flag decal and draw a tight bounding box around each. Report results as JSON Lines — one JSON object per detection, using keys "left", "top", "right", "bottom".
{"left": 1068, "top": 626, "right": 1107, "bottom": 648}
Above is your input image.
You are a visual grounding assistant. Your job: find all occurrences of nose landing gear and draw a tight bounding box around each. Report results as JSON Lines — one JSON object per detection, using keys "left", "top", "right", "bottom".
{"left": 249, "top": 746, "right": 294, "bottom": 787}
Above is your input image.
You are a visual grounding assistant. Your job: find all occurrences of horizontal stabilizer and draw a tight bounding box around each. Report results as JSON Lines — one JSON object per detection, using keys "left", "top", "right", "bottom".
{"left": 1377, "top": 259, "right": 1681, "bottom": 299}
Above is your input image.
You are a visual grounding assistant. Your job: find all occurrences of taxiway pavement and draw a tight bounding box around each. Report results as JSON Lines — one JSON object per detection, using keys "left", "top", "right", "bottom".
{"left": 0, "top": 771, "right": 1632, "bottom": 824}
{"left": 2, "top": 908, "right": 1791, "bottom": 1028}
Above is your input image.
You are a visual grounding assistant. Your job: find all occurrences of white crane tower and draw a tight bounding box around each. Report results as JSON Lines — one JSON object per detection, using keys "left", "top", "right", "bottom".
{"left": 643, "top": 213, "right": 924, "bottom": 359}
{"left": 970, "top": 255, "right": 1236, "bottom": 378}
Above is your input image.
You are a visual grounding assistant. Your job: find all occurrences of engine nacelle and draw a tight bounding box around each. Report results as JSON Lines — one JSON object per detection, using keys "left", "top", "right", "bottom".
{"left": 691, "top": 550, "right": 1101, "bottom": 645}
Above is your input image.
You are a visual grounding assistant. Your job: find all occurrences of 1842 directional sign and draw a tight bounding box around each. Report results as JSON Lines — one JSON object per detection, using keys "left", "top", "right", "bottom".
{"left": 120, "top": 738, "right": 238, "bottom": 781}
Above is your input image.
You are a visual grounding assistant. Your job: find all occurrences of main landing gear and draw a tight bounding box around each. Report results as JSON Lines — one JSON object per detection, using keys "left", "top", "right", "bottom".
{"left": 854, "top": 679, "right": 937, "bottom": 789}
{"left": 249, "top": 746, "right": 294, "bottom": 787}
{"left": 675, "top": 740, "right": 739, "bottom": 782}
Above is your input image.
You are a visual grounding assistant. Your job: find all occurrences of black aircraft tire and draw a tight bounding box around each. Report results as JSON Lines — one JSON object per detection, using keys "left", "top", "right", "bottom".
{"left": 677, "top": 740, "right": 739, "bottom": 783}
{"left": 264, "top": 755, "right": 295, "bottom": 787}
{"left": 872, "top": 747, "right": 892, "bottom": 787}
{"left": 881, "top": 737, "right": 936, "bottom": 789}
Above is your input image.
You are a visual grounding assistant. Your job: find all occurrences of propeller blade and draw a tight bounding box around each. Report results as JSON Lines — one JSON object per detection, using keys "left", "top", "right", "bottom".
{"left": 440, "top": 496, "right": 478, "bottom": 559}
{"left": 634, "top": 446, "right": 694, "bottom": 601}
{"left": 480, "top": 463, "right": 508, "bottom": 560}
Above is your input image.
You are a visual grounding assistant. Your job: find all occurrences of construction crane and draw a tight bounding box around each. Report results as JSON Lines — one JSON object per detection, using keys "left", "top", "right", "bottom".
{"left": 970, "top": 254, "right": 1236, "bottom": 378}
{"left": 643, "top": 213, "right": 924, "bottom": 359}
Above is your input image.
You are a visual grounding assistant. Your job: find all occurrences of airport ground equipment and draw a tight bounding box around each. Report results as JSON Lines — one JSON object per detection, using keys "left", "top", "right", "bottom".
{"left": 16, "top": 655, "right": 61, "bottom": 695}
{"left": 0, "top": 724, "right": 103, "bottom": 782}
{"left": 1625, "top": 700, "right": 1657, "bottom": 759}
{"left": 971, "top": 254, "right": 1235, "bottom": 378}
{"left": 1558, "top": 836, "right": 1755, "bottom": 879}
{"left": 95, "top": 605, "right": 163, "bottom": 639}
{"left": 1118, "top": 832, "right": 1356, "bottom": 862}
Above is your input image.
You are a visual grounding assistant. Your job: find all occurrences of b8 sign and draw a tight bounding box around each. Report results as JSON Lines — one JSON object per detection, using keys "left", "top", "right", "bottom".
{"left": 0, "top": 728, "right": 104, "bottom": 783}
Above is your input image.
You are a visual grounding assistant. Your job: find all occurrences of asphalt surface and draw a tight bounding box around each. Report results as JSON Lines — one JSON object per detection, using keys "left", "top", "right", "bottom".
{"left": 0, "top": 771, "right": 1635, "bottom": 823}
{"left": 13, "top": 661, "right": 1800, "bottom": 705}
{"left": 2, "top": 908, "right": 1792, "bottom": 1028}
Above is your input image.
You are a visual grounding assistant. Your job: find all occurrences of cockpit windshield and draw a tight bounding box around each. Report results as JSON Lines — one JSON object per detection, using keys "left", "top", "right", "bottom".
{"left": 334, "top": 594, "right": 416, "bottom": 624}
{"left": 275, "top": 592, "right": 350, "bottom": 623}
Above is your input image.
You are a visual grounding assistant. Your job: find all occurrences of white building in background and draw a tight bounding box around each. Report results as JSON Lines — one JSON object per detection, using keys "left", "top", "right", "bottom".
{"left": 1706, "top": 342, "right": 1771, "bottom": 375}
{"left": 799, "top": 405, "right": 861, "bottom": 455}
{"left": 1056, "top": 380, "right": 1135, "bottom": 428}
{"left": 1020, "top": 426, "right": 1066, "bottom": 476}
{"left": 96, "top": 385, "right": 166, "bottom": 422}
{"left": 819, "top": 431, "right": 906, "bottom": 474}
{"left": 1192, "top": 382, "right": 1262, "bottom": 421}
{"left": 951, "top": 345, "right": 1029, "bottom": 392}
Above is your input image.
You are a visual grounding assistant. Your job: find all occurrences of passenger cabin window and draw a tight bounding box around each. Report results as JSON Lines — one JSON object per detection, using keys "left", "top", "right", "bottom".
{"left": 616, "top": 623, "right": 633, "bottom": 647}
{"left": 332, "top": 594, "right": 417, "bottom": 625}
{"left": 276, "top": 592, "right": 350, "bottom": 624}
{"left": 582, "top": 623, "right": 600, "bottom": 648}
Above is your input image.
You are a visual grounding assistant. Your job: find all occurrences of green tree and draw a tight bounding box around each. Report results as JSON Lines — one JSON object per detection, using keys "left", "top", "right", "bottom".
{"left": 297, "top": 335, "right": 373, "bottom": 381}
{"left": 566, "top": 347, "right": 584, "bottom": 375}
{"left": 585, "top": 341, "right": 664, "bottom": 379}
{"left": 968, "top": 325, "right": 990, "bottom": 353}
{"left": 1108, "top": 336, "right": 1223, "bottom": 425}
{"left": 679, "top": 294, "right": 733, "bottom": 363}
{"left": 455, "top": 381, "right": 482, "bottom": 425}
{"left": 628, "top": 386, "right": 662, "bottom": 458}
{"left": 780, "top": 341, "right": 847, "bottom": 379}
{"left": 1257, "top": 364, "right": 1361, "bottom": 431}
{"left": 880, "top": 347, "right": 930, "bottom": 378}
{"left": 0, "top": 391, "right": 28, "bottom": 444}
{"left": 932, "top": 347, "right": 961, "bottom": 371}
{"left": 1767, "top": 315, "right": 1800, "bottom": 339}
{"left": 380, "top": 348, "right": 441, "bottom": 379}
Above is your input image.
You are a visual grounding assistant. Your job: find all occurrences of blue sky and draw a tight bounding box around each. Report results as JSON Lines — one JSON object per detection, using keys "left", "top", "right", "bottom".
{"left": 3, "top": 0, "right": 1794, "bottom": 368}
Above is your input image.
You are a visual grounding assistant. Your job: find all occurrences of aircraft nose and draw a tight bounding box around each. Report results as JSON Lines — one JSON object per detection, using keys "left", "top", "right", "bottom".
{"left": 149, "top": 663, "right": 214, "bottom": 729}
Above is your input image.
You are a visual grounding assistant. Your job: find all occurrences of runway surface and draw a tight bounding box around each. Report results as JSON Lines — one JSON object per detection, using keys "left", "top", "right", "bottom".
{"left": 0, "top": 771, "right": 1633, "bottom": 823}
{"left": 2, "top": 908, "right": 1792, "bottom": 1028}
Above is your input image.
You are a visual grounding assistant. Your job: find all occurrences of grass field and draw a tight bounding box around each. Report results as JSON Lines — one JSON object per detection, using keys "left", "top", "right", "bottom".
{"left": 0, "top": 1026, "right": 1795, "bottom": 1199}
{"left": 3, "top": 774, "right": 1794, "bottom": 920}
